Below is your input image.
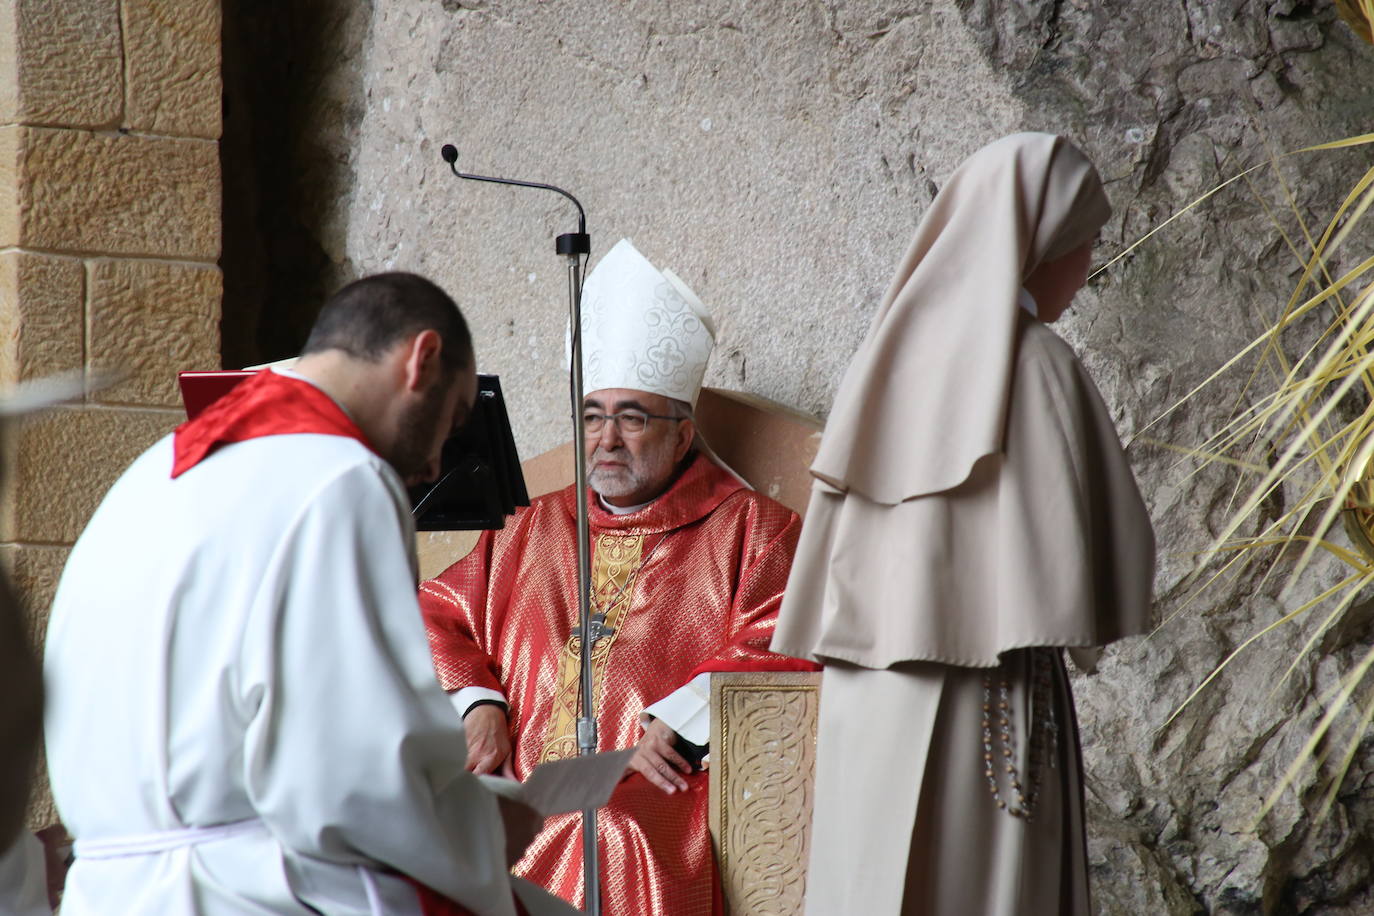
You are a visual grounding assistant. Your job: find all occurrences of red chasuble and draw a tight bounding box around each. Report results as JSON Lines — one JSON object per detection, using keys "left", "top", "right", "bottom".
{"left": 420, "top": 454, "right": 803, "bottom": 915}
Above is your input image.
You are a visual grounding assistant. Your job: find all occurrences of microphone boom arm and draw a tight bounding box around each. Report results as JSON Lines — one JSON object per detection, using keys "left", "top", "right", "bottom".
{"left": 439, "top": 141, "right": 598, "bottom": 914}
{"left": 440, "top": 144, "right": 587, "bottom": 237}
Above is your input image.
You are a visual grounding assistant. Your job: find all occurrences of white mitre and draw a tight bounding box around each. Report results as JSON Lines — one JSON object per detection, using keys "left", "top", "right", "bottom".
{"left": 575, "top": 238, "right": 715, "bottom": 406}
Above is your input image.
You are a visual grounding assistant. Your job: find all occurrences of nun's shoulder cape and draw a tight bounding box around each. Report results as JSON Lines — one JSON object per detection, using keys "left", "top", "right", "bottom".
{"left": 771, "top": 312, "right": 1155, "bottom": 668}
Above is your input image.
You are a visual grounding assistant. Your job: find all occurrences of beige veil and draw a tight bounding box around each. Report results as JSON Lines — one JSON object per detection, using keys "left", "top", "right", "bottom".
{"left": 811, "top": 132, "right": 1110, "bottom": 503}
{"left": 773, "top": 133, "right": 1154, "bottom": 668}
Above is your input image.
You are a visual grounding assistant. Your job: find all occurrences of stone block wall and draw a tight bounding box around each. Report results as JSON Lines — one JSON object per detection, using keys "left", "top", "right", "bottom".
{"left": 0, "top": 0, "right": 222, "bottom": 830}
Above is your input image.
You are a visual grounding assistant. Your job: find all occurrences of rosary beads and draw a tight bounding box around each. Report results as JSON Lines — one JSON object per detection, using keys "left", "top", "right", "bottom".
{"left": 981, "top": 649, "right": 1059, "bottom": 820}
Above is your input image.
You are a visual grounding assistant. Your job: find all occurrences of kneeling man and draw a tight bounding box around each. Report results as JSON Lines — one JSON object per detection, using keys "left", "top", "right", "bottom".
{"left": 45, "top": 274, "right": 569, "bottom": 915}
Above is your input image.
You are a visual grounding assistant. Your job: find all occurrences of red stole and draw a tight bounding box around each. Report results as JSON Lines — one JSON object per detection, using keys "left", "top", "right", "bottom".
{"left": 171, "top": 369, "right": 375, "bottom": 478}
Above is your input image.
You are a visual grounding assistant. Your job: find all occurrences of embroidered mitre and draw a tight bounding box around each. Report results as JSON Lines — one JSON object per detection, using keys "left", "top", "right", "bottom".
{"left": 573, "top": 238, "right": 715, "bottom": 406}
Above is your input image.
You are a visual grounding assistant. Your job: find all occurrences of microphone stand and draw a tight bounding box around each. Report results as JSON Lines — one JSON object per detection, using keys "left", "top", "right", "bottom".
{"left": 439, "top": 144, "right": 602, "bottom": 915}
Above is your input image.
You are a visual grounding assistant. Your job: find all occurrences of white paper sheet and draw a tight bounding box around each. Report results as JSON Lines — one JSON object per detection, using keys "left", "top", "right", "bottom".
{"left": 479, "top": 748, "right": 635, "bottom": 817}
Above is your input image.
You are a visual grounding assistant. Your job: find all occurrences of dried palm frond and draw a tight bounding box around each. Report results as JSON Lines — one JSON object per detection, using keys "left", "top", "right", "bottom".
{"left": 1335, "top": 0, "right": 1374, "bottom": 45}
{"left": 1133, "top": 132, "right": 1374, "bottom": 821}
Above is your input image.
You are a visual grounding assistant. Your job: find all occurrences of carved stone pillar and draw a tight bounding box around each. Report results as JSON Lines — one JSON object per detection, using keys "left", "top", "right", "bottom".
{"left": 709, "top": 671, "right": 821, "bottom": 916}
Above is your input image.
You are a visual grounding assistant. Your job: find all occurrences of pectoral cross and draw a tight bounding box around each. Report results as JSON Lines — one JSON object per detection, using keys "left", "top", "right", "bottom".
{"left": 572, "top": 613, "right": 616, "bottom": 647}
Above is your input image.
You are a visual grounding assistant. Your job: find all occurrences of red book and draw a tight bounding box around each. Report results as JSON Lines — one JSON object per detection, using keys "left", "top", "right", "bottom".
{"left": 178, "top": 370, "right": 257, "bottom": 419}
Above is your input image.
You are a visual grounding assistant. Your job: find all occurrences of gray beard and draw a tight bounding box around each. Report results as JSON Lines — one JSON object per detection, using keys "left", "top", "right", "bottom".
{"left": 586, "top": 438, "right": 680, "bottom": 502}
{"left": 587, "top": 457, "right": 653, "bottom": 500}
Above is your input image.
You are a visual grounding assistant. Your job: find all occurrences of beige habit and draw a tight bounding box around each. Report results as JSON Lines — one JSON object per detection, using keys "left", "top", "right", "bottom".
{"left": 772, "top": 133, "right": 1156, "bottom": 914}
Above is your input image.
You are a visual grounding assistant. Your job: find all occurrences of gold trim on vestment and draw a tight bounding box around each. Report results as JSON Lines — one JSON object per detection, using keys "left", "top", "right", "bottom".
{"left": 539, "top": 533, "right": 645, "bottom": 762}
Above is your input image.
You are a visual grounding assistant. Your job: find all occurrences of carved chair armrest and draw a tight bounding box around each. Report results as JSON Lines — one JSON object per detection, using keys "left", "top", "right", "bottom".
{"left": 708, "top": 672, "right": 821, "bottom": 916}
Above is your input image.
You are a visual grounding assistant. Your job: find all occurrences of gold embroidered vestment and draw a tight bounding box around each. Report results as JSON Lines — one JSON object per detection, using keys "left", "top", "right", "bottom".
{"left": 420, "top": 455, "right": 800, "bottom": 915}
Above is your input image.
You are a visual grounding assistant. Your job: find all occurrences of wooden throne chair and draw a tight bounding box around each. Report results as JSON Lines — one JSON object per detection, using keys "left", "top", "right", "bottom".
{"left": 416, "top": 387, "right": 823, "bottom": 916}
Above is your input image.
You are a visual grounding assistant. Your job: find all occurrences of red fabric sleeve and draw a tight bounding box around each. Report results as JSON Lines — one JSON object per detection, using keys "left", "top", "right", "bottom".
{"left": 692, "top": 506, "right": 821, "bottom": 676}
{"left": 419, "top": 530, "right": 506, "bottom": 694}
{"left": 688, "top": 655, "right": 821, "bottom": 678}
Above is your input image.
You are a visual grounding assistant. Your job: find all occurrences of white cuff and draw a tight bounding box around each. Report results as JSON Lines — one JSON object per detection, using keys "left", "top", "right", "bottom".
{"left": 449, "top": 686, "right": 508, "bottom": 719}
{"left": 642, "top": 673, "right": 712, "bottom": 746}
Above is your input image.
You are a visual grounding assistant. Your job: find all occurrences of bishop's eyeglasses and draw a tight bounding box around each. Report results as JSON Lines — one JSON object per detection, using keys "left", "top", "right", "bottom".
{"left": 583, "top": 409, "right": 685, "bottom": 438}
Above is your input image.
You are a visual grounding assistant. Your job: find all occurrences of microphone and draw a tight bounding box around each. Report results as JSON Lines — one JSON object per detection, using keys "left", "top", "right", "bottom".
{"left": 434, "top": 135, "right": 600, "bottom": 916}
{"left": 438, "top": 141, "right": 589, "bottom": 254}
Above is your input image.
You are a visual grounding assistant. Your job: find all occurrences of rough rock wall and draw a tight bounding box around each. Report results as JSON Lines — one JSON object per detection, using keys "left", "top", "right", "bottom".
{"left": 949, "top": 2, "right": 1374, "bottom": 912}
{"left": 226, "top": 1, "right": 1374, "bottom": 911}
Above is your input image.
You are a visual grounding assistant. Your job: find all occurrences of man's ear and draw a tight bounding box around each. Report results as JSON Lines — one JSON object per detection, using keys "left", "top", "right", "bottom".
{"left": 673, "top": 417, "right": 696, "bottom": 463}
{"left": 402, "top": 329, "right": 443, "bottom": 392}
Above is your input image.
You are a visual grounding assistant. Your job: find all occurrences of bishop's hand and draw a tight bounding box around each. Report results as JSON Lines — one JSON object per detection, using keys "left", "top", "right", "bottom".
{"left": 630, "top": 718, "right": 692, "bottom": 794}
{"left": 463, "top": 703, "right": 516, "bottom": 779}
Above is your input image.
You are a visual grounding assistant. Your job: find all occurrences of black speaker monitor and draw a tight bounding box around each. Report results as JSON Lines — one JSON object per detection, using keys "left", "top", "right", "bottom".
{"left": 409, "top": 374, "right": 530, "bottom": 531}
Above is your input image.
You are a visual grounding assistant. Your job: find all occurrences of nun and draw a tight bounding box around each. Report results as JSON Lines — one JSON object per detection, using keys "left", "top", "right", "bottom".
{"left": 772, "top": 133, "right": 1156, "bottom": 914}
